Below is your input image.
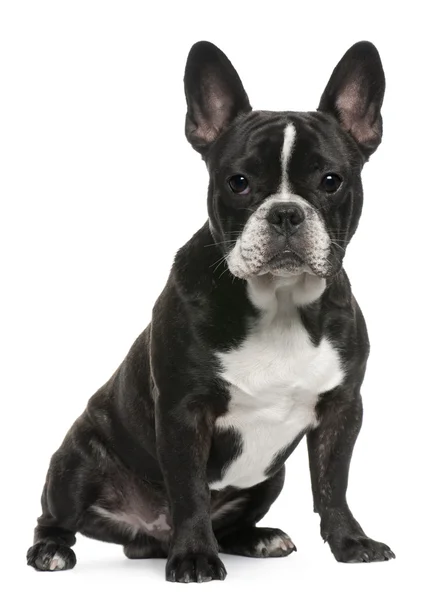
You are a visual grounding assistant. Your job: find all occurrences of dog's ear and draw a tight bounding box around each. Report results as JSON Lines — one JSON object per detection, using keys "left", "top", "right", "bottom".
{"left": 318, "top": 41, "right": 385, "bottom": 158}
{"left": 184, "top": 41, "right": 252, "bottom": 155}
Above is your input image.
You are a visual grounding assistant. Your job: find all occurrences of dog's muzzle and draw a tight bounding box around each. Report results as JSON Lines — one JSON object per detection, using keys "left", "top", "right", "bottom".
{"left": 226, "top": 195, "right": 332, "bottom": 279}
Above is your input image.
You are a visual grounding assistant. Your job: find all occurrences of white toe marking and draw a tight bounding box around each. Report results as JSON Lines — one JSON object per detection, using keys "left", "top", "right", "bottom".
{"left": 255, "top": 540, "right": 267, "bottom": 554}
{"left": 49, "top": 553, "right": 65, "bottom": 570}
{"left": 256, "top": 534, "right": 293, "bottom": 555}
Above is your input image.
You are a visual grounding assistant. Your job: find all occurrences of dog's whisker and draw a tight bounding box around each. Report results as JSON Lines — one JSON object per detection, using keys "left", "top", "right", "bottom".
{"left": 213, "top": 258, "right": 229, "bottom": 274}
{"left": 331, "top": 241, "right": 345, "bottom": 252}
{"left": 204, "top": 240, "right": 238, "bottom": 248}
{"left": 218, "top": 265, "right": 231, "bottom": 279}
{"left": 209, "top": 256, "right": 227, "bottom": 270}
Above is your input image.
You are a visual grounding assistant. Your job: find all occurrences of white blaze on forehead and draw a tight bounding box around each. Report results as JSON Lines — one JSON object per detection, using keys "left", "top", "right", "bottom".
{"left": 280, "top": 123, "right": 296, "bottom": 196}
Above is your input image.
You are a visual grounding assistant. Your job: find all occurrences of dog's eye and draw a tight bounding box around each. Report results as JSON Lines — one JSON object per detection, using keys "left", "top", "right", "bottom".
{"left": 228, "top": 174, "right": 250, "bottom": 195}
{"left": 321, "top": 173, "right": 342, "bottom": 194}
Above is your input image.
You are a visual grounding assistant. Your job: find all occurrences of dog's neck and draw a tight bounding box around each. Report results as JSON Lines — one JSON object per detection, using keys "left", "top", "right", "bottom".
{"left": 247, "top": 273, "right": 326, "bottom": 312}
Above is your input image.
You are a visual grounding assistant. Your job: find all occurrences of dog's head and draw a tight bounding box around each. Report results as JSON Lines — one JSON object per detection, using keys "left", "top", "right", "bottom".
{"left": 184, "top": 41, "right": 385, "bottom": 280}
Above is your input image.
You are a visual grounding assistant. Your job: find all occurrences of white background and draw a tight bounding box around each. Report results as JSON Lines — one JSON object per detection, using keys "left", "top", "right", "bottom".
{"left": 1, "top": 1, "right": 438, "bottom": 598}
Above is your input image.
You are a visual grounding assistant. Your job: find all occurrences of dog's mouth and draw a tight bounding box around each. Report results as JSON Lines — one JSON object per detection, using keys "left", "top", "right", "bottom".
{"left": 266, "top": 248, "right": 304, "bottom": 271}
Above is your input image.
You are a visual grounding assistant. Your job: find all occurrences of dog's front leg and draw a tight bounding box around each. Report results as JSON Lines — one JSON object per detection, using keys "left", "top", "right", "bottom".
{"left": 156, "top": 394, "right": 226, "bottom": 583}
{"left": 307, "top": 388, "right": 395, "bottom": 563}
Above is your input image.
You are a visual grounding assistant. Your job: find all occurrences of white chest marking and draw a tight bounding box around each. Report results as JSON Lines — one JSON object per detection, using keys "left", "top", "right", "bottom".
{"left": 211, "top": 277, "right": 344, "bottom": 490}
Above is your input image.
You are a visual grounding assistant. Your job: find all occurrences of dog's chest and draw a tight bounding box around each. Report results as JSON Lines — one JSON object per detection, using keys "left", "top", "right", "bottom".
{"left": 211, "top": 292, "right": 343, "bottom": 490}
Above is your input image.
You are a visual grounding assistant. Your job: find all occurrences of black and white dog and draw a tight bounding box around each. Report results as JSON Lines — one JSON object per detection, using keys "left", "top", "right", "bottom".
{"left": 27, "top": 40, "right": 395, "bottom": 583}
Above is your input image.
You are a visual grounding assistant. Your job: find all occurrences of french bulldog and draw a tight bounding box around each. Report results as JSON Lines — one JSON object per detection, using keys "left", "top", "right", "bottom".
{"left": 27, "top": 40, "right": 395, "bottom": 583}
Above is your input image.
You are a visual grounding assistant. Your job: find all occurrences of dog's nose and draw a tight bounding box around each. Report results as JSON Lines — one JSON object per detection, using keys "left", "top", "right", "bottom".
{"left": 267, "top": 203, "right": 305, "bottom": 234}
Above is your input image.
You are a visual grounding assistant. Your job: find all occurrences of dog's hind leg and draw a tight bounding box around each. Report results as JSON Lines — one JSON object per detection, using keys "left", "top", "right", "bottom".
{"left": 214, "top": 467, "right": 296, "bottom": 558}
{"left": 27, "top": 415, "right": 101, "bottom": 571}
{"left": 27, "top": 470, "right": 82, "bottom": 571}
{"left": 123, "top": 536, "right": 168, "bottom": 559}
{"left": 27, "top": 522, "right": 78, "bottom": 571}
{"left": 78, "top": 509, "right": 169, "bottom": 559}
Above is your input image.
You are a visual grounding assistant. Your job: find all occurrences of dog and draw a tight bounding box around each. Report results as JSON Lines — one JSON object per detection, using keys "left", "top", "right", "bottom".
{"left": 27, "top": 40, "right": 395, "bottom": 583}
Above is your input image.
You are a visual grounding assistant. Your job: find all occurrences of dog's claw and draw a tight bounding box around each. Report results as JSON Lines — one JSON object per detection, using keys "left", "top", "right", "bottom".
{"left": 329, "top": 535, "right": 395, "bottom": 564}
{"left": 166, "top": 552, "right": 226, "bottom": 583}
{"left": 167, "top": 569, "right": 176, "bottom": 583}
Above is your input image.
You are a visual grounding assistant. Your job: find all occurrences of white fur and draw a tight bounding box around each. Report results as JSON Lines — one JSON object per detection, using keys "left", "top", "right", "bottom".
{"left": 227, "top": 193, "right": 331, "bottom": 280}
{"left": 49, "top": 553, "right": 66, "bottom": 571}
{"left": 248, "top": 272, "right": 326, "bottom": 307}
{"left": 254, "top": 532, "right": 295, "bottom": 555}
{"left": 211, "top": 497, "right": 247, "bottom": 521}
{"left": 92, "top": 506, "right": 171, "bottom": 538}
{"left": 210, "top": 277, "right": 343, "bottom": 490}
{"left": 280, "top": 123, "right": 296, "bottom": 196}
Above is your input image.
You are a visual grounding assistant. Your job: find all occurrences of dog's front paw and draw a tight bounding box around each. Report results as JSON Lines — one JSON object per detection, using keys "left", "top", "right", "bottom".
{"left": 27, "top": 541, "right": 76, "bottom": 571}
{"left": 166, "top": 551, "right": 227, "bottom": 583}
{"left": 328, "top": 535, "right": 395, "bottom": 563}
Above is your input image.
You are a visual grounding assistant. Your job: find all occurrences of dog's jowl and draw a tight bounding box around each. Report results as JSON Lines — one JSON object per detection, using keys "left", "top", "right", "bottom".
{"left": 27, "top": 40, "right": 395, "bottom": 582}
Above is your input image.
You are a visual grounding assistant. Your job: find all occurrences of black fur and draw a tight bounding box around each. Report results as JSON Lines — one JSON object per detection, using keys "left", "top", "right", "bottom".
{"left": 27, "top": 41, "right": 394, "bottom": 583}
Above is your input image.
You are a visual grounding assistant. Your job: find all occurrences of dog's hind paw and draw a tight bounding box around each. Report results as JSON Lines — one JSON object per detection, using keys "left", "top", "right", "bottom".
{"left": 218, "top": 526, "right": 296, "bottom": 558}
{"left": 27, "top": 541, "right": 76, "bottom": 571}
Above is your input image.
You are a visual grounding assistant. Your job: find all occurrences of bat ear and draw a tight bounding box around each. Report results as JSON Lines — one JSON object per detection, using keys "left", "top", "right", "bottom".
{"left": 184, "top": 41, "right": 252, "bottom": 156}
{"left": 318, "top": 41, "right": 385, "bottom": 158}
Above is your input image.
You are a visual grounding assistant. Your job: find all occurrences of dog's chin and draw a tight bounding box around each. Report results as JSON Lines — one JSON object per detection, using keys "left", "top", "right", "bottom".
{"left": 261, "top": 250, "right": 306, "bottom": 277}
